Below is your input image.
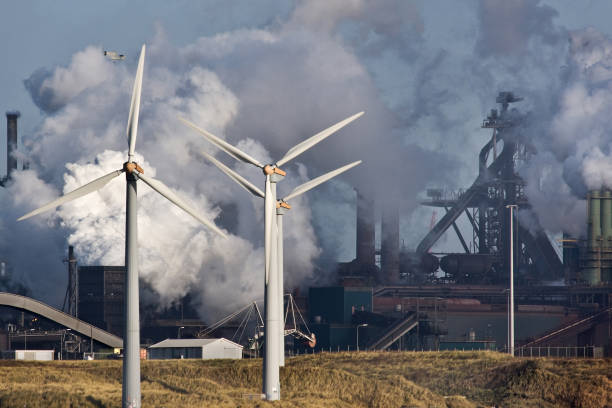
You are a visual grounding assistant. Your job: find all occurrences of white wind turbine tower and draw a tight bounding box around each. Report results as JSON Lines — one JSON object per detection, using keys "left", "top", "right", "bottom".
{"left": 201, "top": 152, "right": 361, "bottom": 365}
{"left": 180, "top": 112, "right": 363, "bottom": 400}
{"left": 18, "top": 45, "right": 226, "bottom": 408}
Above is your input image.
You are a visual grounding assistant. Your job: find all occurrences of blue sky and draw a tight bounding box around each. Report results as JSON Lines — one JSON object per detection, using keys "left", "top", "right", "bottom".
{"left": 0, "top": 1, "right": 294, "bottom": 134}
{"left": 2, "top": 0, "right": 611, "bottom": 136}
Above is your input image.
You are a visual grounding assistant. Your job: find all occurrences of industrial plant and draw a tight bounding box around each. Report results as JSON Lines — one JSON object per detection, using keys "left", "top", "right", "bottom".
{"left": 0, "top": 88, "right": 608, "bottom": 369}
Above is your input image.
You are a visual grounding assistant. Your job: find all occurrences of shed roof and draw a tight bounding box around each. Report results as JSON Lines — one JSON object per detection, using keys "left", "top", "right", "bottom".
{"left": 149, "top": 338, "right": 243, "bottom": 349}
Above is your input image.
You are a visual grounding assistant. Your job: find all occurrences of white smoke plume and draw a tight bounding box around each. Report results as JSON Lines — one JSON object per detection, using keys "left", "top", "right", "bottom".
{"left": 476, "top": 0, "right": 563, "bottom": 58}
{"left": 520, "top": 27, "right": 612, "bottom": 237}
{"left": 6, "top": 2, "right": 456, "bottom": 321}
{"left": 8, "top": 0, "right": 608, "bottom": 320}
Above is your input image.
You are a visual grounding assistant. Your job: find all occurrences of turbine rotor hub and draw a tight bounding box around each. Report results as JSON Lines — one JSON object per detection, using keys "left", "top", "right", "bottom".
{"left": 277, "top": 201, "right": 291, "bottom": 210}
{"left": 263, "top": 165, "right": 286, "bottom": 177}
{"left": 123, "top": 162, "right": 144, "bottom": 174}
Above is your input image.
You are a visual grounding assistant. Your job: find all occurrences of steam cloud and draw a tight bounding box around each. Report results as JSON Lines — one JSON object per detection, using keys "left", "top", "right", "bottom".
{"left": 5, "top": 1, "right": 451, "bottom": 320}
{"left": 3, "top": 1, "right": 611, "bottom": 319}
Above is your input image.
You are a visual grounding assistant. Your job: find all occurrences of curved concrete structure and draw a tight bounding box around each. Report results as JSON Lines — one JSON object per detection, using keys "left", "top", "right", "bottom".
{"left": 0, "top": 292, "right": 123, "bottom": 348}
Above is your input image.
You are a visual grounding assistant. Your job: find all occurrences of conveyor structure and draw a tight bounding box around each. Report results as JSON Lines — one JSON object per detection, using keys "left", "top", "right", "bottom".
{"left": 0, "top": 292, "right": 123, "bottom": 348}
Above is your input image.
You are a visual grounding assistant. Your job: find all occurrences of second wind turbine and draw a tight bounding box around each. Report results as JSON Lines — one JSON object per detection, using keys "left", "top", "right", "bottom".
{"left": 180, "top": 112, "right": 363, "bottom": 400}
{"left": 201, "top": 152, "right": 361, "bottom": 365}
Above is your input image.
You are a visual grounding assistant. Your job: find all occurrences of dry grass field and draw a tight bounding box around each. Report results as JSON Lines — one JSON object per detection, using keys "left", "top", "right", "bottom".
{"left": 0, "top": 351, "right": 610, "bottom": 407}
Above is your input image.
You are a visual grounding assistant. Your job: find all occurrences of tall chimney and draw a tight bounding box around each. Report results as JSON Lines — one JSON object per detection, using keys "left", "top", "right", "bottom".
{"left": 583, "top": 190, "right": 602, "bottom": 285}
{"left": 356, "top": 190, "right": 375, "bottom": 265}
{"left": 602, "top": 190, "right": 612, "bottom": 247}
{"left": 6, "top": 111, "right": 20, "bottom": 179}
{"left": 381, "top": 204, "right": 400, "bottom": 283}
{"left": 588, "top": 190, "right": 602, "bottom": 249}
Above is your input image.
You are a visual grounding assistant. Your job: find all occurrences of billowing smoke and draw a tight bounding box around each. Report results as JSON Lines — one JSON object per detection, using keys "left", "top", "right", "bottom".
{"left": 476, "top": 0, "right": 563, "bottom": 58}
{"left": 4, "top": 1, "right": 453, "bottom": 321}
{"left": 520, "top": 27, "right": 612, "bottom": 238}
{"left": 6, "top": 0, "right": 608, "bottom": 320}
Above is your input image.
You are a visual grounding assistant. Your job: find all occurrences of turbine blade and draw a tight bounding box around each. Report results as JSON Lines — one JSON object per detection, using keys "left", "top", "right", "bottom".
{"left": 135, "top": 172, "right": 227, "bottom": 238}
{"left": 179, "top": 117, "right": 264, "bottom": 168}
{"left": 283, "top": 160, "right": 361, "bottom": 202}
{"left": 201, "top": 151, "right": 265, "bottom": 198}
{"left": 127, "top": 44, "right": 146, "bottom": 160}
{"left": 275, "top": 111, "right": 364, "bottom": 167}
{"left": 18, "top": 169, "right": 123, "bottom": 221}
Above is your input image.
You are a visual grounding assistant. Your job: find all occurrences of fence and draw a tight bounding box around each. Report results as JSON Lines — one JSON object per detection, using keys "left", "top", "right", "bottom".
{"left": 514, "top": 346, "right": 603, "bottom": 358}
{"left": 282, "top": 344, "right": 605, "bottom": 358}
{"left": 83, "top": 352, "right": 122, "bottom": 360}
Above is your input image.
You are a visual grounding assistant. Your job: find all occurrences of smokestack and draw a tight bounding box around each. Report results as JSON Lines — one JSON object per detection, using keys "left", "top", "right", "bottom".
{"left": 601, "top": 190, "right": 612, "bottom": 284}
{"left": 588, "top": 190, "right": 601, "bottom": 249}
{"left": 381, "top": 204, "right": 400, "bottom": 283}
{"left": 583, "top": 190, "right": 602, "bottom": 285}
{"left": 602, "top": 190, "right": 612, "bottom": 246}
{"left": 6, "top": 111, "right": 20, "bottom": 179}
{"left": 356, "top": 190, "right": 375, "bottom": 266}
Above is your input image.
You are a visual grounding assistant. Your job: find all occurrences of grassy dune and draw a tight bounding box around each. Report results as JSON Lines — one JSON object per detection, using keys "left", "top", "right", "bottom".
{"left": 0, "top": 351, "right": 610, "bottom": 407}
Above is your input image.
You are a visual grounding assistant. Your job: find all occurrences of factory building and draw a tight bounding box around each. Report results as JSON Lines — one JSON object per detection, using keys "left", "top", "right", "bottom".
{"left": 314, "top": 92, "right": 611, "bottom": 355}
{"left": 148, "top": 338, "right": 242, "bottom": 360}
{"left": 307, "top": 287, "right": 373, "bottom": 350}
{"left": 0, "top": 91, "right": 610, "bottom": 359}
{"left": 78, "top": 266, "right": 125, "bottom": 338}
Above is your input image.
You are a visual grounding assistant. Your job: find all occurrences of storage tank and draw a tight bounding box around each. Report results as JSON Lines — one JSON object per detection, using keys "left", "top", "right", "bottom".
{"left": 399, "top": 251, "right": 439, "bottom": 283}
{"left": 440, "top": 254, "right": 495, "bottom": 282}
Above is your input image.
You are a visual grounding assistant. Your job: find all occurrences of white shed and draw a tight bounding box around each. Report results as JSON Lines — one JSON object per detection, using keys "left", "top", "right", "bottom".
{"left": 148, "top": 338, "right": 243, "bottom": 360}
{"left": 14, "top": 350, "right": 54, "bottom": 361}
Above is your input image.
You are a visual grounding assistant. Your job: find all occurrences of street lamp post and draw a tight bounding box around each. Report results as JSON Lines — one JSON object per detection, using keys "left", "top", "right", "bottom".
{"left": 178, "top": 326, "right": 185, "bottom": 339}
{"left": 356, "top": 324, "right": 368, "bottom": 351}
{"left": 506, "top": 204, "right": 517, "bottom": 357}
{"left": 25, "top": 329, "right": 34, "bottom": 351}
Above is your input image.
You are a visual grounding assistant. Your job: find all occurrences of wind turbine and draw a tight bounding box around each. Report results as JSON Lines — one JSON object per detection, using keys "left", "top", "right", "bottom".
{"left": 180, "top": 112, "right": 363, "bottom": 400}
{"left": 201, "top": 153, "right": 361, "bottom": 365}
{"left": 18, "top": 45, "right": 226, "bottom": 408}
